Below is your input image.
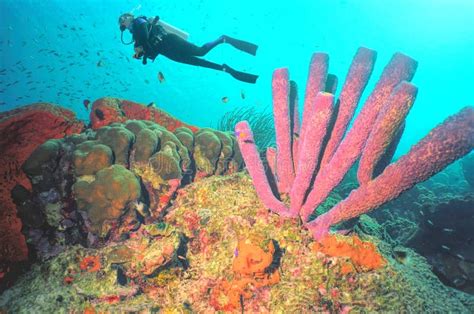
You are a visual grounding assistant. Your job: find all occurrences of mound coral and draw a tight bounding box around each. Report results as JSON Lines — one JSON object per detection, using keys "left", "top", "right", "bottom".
{"left": 73, "top": 164, "right": 141, "bottom": 235}
{"left": 12, "top": 113, "right": 243, "bottom": 269}
{"left": 236, "top": 47, "right": 474, "bottom": 239}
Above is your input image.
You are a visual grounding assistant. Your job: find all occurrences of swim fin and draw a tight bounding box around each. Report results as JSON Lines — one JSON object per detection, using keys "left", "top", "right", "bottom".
{"left": 223, "top": 35, "right": 258, "bottom": 56}
{"left": 223, "top": 64, "right": 259, "bottom": 84}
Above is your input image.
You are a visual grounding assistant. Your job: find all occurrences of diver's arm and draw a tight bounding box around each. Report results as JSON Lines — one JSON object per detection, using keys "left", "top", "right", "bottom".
{"left": 133, "top": 22, "right": 151, "bottom": 51}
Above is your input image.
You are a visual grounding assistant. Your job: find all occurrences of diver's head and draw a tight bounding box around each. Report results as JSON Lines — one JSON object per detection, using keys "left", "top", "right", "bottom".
{"left": 118, "top": 13, "right": 134, "bottom": 31}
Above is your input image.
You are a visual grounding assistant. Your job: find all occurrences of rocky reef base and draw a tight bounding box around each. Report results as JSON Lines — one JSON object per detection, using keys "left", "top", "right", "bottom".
{"left": 1, "top": 174, "right": 473, "bottom": 313}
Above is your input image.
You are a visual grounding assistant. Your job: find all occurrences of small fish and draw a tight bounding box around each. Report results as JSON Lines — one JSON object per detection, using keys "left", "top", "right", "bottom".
{"left": 97, "top": 60, "right": 104, "bottom": 67}
{"left": 133, "top": 200, "right": 147, "bottom": 217}
{"left": 83, "top": 99, "right": 91, "bottom": 110}
{"left": 221, "top": 96, "right": 229, "bottom": 103}
{"left": 157, "top": 71, "right": 165, "bottom": 83}
{"left": 442, "top": 228, "right": 454, "bottom": 233}
{"left": 240, "top": 89, "right": 245, "bottom": 99}
{"left": 243, "top": 139, "right": 254, "bottom": 144}
{"left": 234, "top": 131, "right": 248, "bottom": 140}
{"left": 427, "top": 219, "right": 434, "bottom": 226}
{"left": 456, "top": 254, "right": 465, "bottom": 261}
{"left": 441, "top": 245, "right": 450, "bottom": 251}
{"left": 147, "top": 102, "right": 155, "bottom": 108}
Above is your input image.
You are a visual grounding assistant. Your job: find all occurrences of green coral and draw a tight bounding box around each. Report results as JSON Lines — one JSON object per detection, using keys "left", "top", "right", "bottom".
{"left": 22, "top": 139, "right": 61, "bottom": 176}
{"left": 157, "top": 127, "right": 191, "bottom": 170}
{"left": 193, "top": 129, "right": 222, "bottom": 175}
{"left": 213, "top": 130, "right": 234, "bottom": 175}
{"left": 73, "top": 141, "right": 114, "bottom": 176}
{"left": 73, "top": 164, "right": 141, "bottom": 234}
{"left": 149, "top": 142, "right": 182, "bottom": 180}
{"left": 124, "top": 120, "right": 149, "bottom": 136}
{"left": 174, "top": 127, "right": 194, "bottom": 153}
{"left": 95, "top": 125, "right": 135, "bottom": 166}
{"left": 134, "top": 128, "right": 160, "bottom": 163}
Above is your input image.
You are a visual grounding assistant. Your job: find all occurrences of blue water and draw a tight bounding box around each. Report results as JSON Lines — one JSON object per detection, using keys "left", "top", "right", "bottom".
{"left": 1, "top": 0, "right": 473, "bottom": 157}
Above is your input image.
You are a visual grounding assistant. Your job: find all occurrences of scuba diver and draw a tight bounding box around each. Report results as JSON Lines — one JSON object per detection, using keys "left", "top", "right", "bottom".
{"left": 118, "top": 13, "right": 259, "bottom": 84}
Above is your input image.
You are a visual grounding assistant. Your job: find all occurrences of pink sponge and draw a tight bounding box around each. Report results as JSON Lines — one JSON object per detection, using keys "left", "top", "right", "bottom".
{"left": 307, "top": 107, "right": 474, "bottom": 239}
{"left": 235, "top": 121, "right": 294, "bottom": 218}
{"left": 300, "top": 52, "right": 418, "bottom": 222}
{"left": 357, "top": 81, "right": 418, "bottom": 184}
{"left": 235, "top": 47, "right": 472, "bottom": 241}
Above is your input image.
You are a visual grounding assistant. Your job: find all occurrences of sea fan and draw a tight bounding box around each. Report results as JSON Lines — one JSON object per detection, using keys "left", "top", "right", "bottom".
{"left": 215, "top": 106, "right": 275, "bottom": 150}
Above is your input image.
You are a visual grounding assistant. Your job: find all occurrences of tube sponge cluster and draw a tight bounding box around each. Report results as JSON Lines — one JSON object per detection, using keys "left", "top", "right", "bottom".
{"left": 235, "top": 47, "right": 474, "bottom": 240}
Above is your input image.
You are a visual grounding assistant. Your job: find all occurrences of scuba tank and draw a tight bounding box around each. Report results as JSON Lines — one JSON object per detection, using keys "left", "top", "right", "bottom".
{"left": 156, "top": 19, "right": 189, "bottom": 40}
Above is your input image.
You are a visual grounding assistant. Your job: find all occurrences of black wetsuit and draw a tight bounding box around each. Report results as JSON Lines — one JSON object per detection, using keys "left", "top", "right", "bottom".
{"left": 130, "top": 16, "right": 259, "bottom": 83}
{"left": 132, "top": 16, "right": 223, "bottom": 69}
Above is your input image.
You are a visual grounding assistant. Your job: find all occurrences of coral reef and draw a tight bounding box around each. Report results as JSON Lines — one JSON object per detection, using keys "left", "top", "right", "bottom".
{"left": 235, "top": 47, "right": 474, "bottom": 240}
{"left": 1, "top": 174, "right": 472, "bottom": 312}
{"left": 12, "top": 114, "right": 242, "bottom": 269}
{"left": 1, "top": 47, "right": 472, "bottom": 312}
{"left": 407, "top": 195, "right": 474, "bottom": 294}
{"left": 0, "top": 104, "right": 83, "bottom": 289}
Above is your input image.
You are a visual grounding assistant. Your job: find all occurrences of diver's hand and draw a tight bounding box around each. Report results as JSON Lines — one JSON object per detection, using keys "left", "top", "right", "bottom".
{"left": 133, "top": 46, "right": 144, "bottom": 59}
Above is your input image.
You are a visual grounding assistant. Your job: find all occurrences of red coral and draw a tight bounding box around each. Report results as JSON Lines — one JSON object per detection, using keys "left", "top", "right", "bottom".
{"left": 311, "top": 235, "right": 385, "bottom": 271}
{"left": 210, "top": 238, "right": 280, "bottom": 311}
{"left": 0, "top": 104, "right": 83, "bottom": 284}
{"left": 90, "top": 97, "right": 199, "bottom": 133}
{"left": 79, "top": 255, "right": 101, "bottom": 272}
{"left": 63, "top": 276, "right": 74, "bottom": 285}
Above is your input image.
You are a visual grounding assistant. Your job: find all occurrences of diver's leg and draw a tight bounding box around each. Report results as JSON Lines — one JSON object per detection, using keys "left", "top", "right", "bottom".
{"left": 161, "top": 33, "right": 214, "bottom": 57}
{"left": 163, "top": 33, "right": 257, "bottom": 57}
{"left": 174, "top": 55, "right": 224, "bottom": 70}
{"left": 194, "top": 36, "right": 226, "bottom": 56}
{"left": 195, "top": 36, "right": 259, "bottom": 56}
{"left": 170, "top": 55, "right": 259, "bottom": 84}
{"left": 221, "top": 36, "right": 258, "bottom": 56}
{"left": 222, "top": 64, "right": 259, "bottom": 84}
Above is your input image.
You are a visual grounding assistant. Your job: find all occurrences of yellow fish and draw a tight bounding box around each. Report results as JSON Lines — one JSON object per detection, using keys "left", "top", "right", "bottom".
{"left": 158, "top": 71, "right": 165, "bottom": 83}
